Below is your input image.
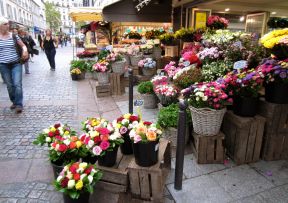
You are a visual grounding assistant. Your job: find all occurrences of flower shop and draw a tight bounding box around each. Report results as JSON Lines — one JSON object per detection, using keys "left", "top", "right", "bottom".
{"left": 48, "top": 3, "right": 288, "bottom": 201}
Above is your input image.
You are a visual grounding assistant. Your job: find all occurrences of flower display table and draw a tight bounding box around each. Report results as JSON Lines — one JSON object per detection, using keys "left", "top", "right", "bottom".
{"left": 222, "top": 111, "right": 265, "bottom": 165}
{"left": 109, "top": 73, "right": 125, "bottom": 95}
{"left": 96, "top": 83, "right": 111, "bottom": 98}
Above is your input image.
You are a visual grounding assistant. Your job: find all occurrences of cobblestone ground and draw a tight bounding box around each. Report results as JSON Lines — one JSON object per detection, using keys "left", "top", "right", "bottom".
{"left": 0, "top": 46, "right": 79, "bottom": 203}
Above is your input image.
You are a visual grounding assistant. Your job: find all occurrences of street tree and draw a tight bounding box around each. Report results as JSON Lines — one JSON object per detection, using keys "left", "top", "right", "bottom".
{"left": 44, "top": 2, "right": 61, "bottom": 33}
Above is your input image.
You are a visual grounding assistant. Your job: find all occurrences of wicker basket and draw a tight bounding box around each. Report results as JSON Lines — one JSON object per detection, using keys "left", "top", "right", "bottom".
{"left": 112, "top": 58, "right": 126, "bottom": 74}
{"left": 130, "top": 54, "right": 143, "bottom": 66}
{"left": 189, "top": 106, "right": 226, "bottom": 136}
{"left": 142, "top": 67, "right": 156, "bottom": 76}
{"left": 142, "top": 94, "right": 158, "bottom": 109}
{"left": 92, "top": 72, "right": 98, "bottom": 80}
{"left": 96, "top": 72, "right": 109, "bottom": 85}
{"left": 123, "top": 54, "right": 130, "bottom": 66}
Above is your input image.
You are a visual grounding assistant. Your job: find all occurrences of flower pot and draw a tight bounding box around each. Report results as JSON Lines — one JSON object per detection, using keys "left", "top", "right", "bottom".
{"left": 163, "top": 127, "right": 189, "bottom": 147}
{"left": 142, "top": 94, "right": 158, "bottom": 109}
{"left": 142, "top": 67, "right": 156, "bottom": 76}
{"left": 157, "top": 94, "right": 178, "bottom": 107}
{"left": 63, "top": 192, "right": 90, "bottom": 203}
{"left": 82, "top": 154, "right": 98, "bottom": 164}
{"left": 120, "top": 134, "right": 133, "bottom": 155}
{"left": 51, "top": 160, "right": 64, "bottom": 179}
{"left": 265, "top": 82, "right": 288, "bottom": 104}
{"left": 71, "top": 74, "right": 78, "bottom": 81}
{"left": 112, "top": 59, "right": 126, "bottom": 74}
{"left": 98, "top": 146, "right": 119, "bottom": 167}
{"left": 77, "top": 72, "right": 86, "bottom": 80}
{"left": 96, "top": 72, "right": 109, "bottom": 85}
{"left": 133, "top": 140, "right": 159, "bottom": 167}
{"left": 190, "top": 106, "right": 226, "bottom": 136}
{"left": 153, "top": 47, "right": 162, "bottom": 59}
{"left": 271, "top": 44, "right": 288, "bottom": 60}
{"left": 130, "top": 55, "right": 143, "bottom": 66}
{"left": 92, "top": 72, "right": 98, "bottom": 80}
{"left": 233, "top": 96, "right": 258, "bottom": 117}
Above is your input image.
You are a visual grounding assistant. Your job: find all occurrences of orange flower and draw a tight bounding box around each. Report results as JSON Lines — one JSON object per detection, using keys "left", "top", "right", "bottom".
{"left": 146, "top": 130, "right": 157, "bottom": 141}
{"left": 100, "top": 134, "right": 109, "bottom": 141}
{"left": 136, "top": 125, "right": 147, "bottom": 135}
{"left": 71, "top": 136, "right": 78, "bottom": 142}
{"left": 69, "top": 142, "right": 77, "bottom": 149}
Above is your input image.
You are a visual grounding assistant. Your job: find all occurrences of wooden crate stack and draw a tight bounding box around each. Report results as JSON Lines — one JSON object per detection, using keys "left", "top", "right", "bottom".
{"left": 109, "top": 73, "right": 125, "bottom": 95}
{"left": 128, "top": 139, "right": 171, "bottom": 202}
{"left": 96, "top": 83, "right": 111, "bottom": 98}
{"left": 258, "top": 99, "right": 288, "bottom": 161}
{"left": 222, "top": 111, "right": 265, "bottom": 165}
{"left": 191, "top": 132, "right": 225, "bottom": 164}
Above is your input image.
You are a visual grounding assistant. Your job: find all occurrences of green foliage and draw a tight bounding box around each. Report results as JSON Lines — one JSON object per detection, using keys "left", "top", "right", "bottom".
{"left": 174, "top": 28, "right": 194, "bottom": 42}
{"left": 70, "top": 60, "right": 88, "bottom": 72}
{"left": 125, "top": 31, "right": 142, "bottom": 39}
{"left": 173, "top": 66, "right": 203, "bottom": 89}
{"left": 159, "top": 33, "right": 175, "bottom": 45}
{"left": 157, "top": 103, "right": 192, "bottom": 129}
{"left": 32, "top": 133, "right": 46, "bottom": 146}
{"left": 202, "top": 61, "right": 233, "bottom": 82}
{"left": 44, "top": 2, "right": 61, "bottom": 32}
{"left": 145, "top": 30, "right": 166, "bottom": 39}
{"left": 98, "top": 49, "right": 110, "bottom": 60}
{"left": 137, "top": 81, "right": 154, "bottom": 94}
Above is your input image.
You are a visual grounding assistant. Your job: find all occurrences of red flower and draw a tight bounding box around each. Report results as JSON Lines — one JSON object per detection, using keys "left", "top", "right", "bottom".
{"left": 54, "top": 130, "right": 60, "bottom": 135}
{"left": 69, "top": 142, "right": 76, "bottom": 149}
{"left": 84, "top": 136, "right": 90, "bottom": 145}
{"left": 74, "top": 173, "right": 80, "bottom": 181}
{"left": 60, "top": 177, "right": 69, "bottom": 188}
{"left": 55, "top": 135, "right": 63, "bottom": 141}
{"left": 143, "top": 121, "right": 152, "bottom": 126}
{"left": 48, "top": 132, "right": 54, "bottom": 137}
{"left": 129, "top": 115, "right": 139, "bottom": 122}
{"left": 80, "top": 134, "right": 86, "bottom": 142}
{"left": 54, "top": 123, "right": 61, "bottom": 128}
{"left": 58, "top": 144, "right": 68, "bottom": 152}
{"left": 117, "top": 117, "right": 124, "bottom": 123}
{"left": 84, "top": 166, "right": 93, "bottom": 175}
{"left": 97, "top": 128, "right": 110, "bottom": 135}
{"left": 94, "top": 136, "right": 101, "bottom": 143}
{"left": 100, "top": 141, "right": 110, "bottom": 150}
{"left": 70, "top": 164, "right": 78, "bottom": 174}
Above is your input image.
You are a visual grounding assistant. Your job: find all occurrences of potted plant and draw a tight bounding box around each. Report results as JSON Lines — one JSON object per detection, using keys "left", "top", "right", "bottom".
{"left": 70, "top": 68, "right": 82, "bottom": 81}
{"left": 197, "top": 47, "right": 223, "bottom": 65}
{"left": 125, "top": 31, "right": 142, "bottom": 40}
{"left": 159, "top": 33, "right": 178, "bottom": 57}
{"left": 173, "top": 65, "right": 203, "bottom": 89}
{"left": 257, "top": 58, "right": 288, "bottom": 104}
{"left": 175, "top": 28, "right": 194, "bottom": 49}
{"left": 154, "top": 84, "right": 179, "bottom": 107}
{"left": 202, "top": 61, "right": 233, "bottom": 82}
{"left": 129, "top": 121, "right": 162, "bottom": 167}
{"left": 223, "top": 69, "right": 263, "bottom": 117}
{"left": 106, "top": 52, "right": 126, "bottom": 74}
{"left": 157, "top": 103, "right": 191, "bottom": 147}
{"left": 138, "top": 58, "right": 156, "bottom": 76}
{"left": 182, "top": 81, "right": 232, "bottom": 136}
{"left": 114, "top": 113, "right": 140, "bottom": 155}
{"left": 70, "top": 60, "right": 87, "bottom": 80}
{"left": 164, "top": 61, "right": 181, "bottom": 78}
{"left": 138, "top": 81, "right": 158, "bottom": 109}
{"left": 127, "top": 45, "right": 143, "bottom": 67}
{"left": 54, "top": 161, "right": 102, "bottom": 203}
{"left": 206, "top": 15, "right": 229, "bottom": 30}
{"left": 92, "top": 60, "right": 110, "bottom": 85}
{"left": 80, "top": 122, "right": 124, "bottom": 167}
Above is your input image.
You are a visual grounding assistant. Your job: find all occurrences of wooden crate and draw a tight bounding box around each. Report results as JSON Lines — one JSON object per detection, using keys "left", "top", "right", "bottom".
{"left": 109, "top": 73, "right": 125, "bottom": 95}
{"left": 129, "top": 65, "right": 140, "bottom": 75}
{"left": 222, "top": 111, "right": 265, "bottom": 165}
{"left": 96, "top": 83, "right": 111, "bottom": 97}
{"left": 164, "top": 46, "right": 178, "bottom": 57}
{"left": 135, "top": 75, "right": 153, "bottom": 83}
{"left": 128, "top": 139, "right": 171, "bottom": 202}
{"left": 191, "top": 132, "right": 225, "bottom": 164}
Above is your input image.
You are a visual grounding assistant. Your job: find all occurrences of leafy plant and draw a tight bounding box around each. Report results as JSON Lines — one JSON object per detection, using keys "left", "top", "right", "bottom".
{"left": 125, "top": 31, "right": 142, "bottom": 40}
{"left": 157, "top": 103, "right": 191, "bottom": 129}
{"left": 97, "top": 49, "right": 110, "bottom": 60}
{"left": 173, "top": 65, "right": 203, "bottom": 89}
{"left": 202, "top": 61, "right": 233, "bottom": 82}
{"left": 70, "top": 60, "right": 88, "bottom": 72}
{"left": 174, "top": 28, "right": 194, "bottom": 42}
{"left": 137, "top": 81, "right": 154, "bottom": 94}
{"left": 159, "top": 33, "right": 175, "bottom": 45}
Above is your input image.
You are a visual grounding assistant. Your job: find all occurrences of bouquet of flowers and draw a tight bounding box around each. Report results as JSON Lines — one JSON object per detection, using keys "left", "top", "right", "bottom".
{"left": 114, "top": 114, "right": 140, "bottom": 137}
{"left": 70, "top": 68, "right": 82, "bottom": 75}
{"left": 181, "top": 43, "right": 203, "bottom": 55}
{"left": 151, "top": 75, "right": 168, "bottom": 86}
{"left": 257, "top": 58, "right": 288, "bottom": 83}
{"left": 129, "top": 121, "right": 162, "bottom": 143}
{"left": 164, "top": 61, "right": 181, "bottom": 78}
{"left": 54, "top": 161, "right": 102, "bottom": 199}
{"left": 260, "top": 29, "right": 288, "bottom": 49}
{"left": 174, "top": 28, "right": 194, "bottom": 42}
{"left": 159, "top": 33, "right": 175, "bottom": 45}
{"left": 206, "top": 15, "right": 229, "bottom": 30}
{"left": 140, "top": 44, "right": 154, "bottom": 54}
{"left": 76, "top": 51, "right": 96, "bottom": 59}
{"left": 182, "top": 81, "right": 232, "bottom": 109}
{"left": 182, "top": 51, "right": 202, "bottom": 67}
{"left": 173, "top": 65, "right": 203, "bottom": 89}
{"left": 146, "top": 39, "right": 161, "bottom": 47}
{"left": 154, "top": 84, "right": 179, "bottom": 98}
{"left": 203, "top": 30, "right": 241, "bottom": 46}
{"left": 92, "top": 60, "right": 110, "bottom": 72}
{"left": 138, "top": 58, "right": 156, "bottom": 69}
{"left": 106, "top": 52, "right": 123, "bottom": 62}
{"left": 202, "top": 61, "right": 233, "bottom": 82}
{"left": 197, "top": 47, "right": 223, "bottom": 64}
{"left": 82, "top": 118, "right": 109, "bottom": 133}
{"left": 33, "top": 123, "right": 76, "bottom": 146}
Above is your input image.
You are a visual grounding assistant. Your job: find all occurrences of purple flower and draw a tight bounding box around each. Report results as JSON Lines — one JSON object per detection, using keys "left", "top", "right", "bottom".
{"left": 279, "top": 71, "right": 287, "bottom": 79}
{"left": 119, "top": 126, "right": 128, "bottom": 135}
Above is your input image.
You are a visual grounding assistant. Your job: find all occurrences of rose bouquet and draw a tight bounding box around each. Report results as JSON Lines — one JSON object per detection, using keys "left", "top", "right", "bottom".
{"left": 173, "top": 65, "right": 203, "bottom": 89}
{"left": 182, "top": 51, "right": 202, "bottom": 67}
{"left": 33, "top": 123, "right": 76, "bottom": 146}
{"left": 82, "top": 118, "right": 109, "bottom": 133}
{"left": 92, "top": 60, "right": 110, "bottom": 72}
{"left": 129, "top": 121, "right": 162, "bottom": 143}
{"left": 151, "top": 75, "right": 169, "bottom": 86}
{"left": 54, "top": 161, "right": 102, "bottom": 199}
{"left": 206, "top": 15, "right": 229, "bottom": 30}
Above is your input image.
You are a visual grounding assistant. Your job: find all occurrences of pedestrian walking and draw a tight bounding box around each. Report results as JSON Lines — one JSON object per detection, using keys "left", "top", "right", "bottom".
{"left": 0, "top": 17, "right": 29, "bottom": 113}
{"left": 18, "top": 28, "right": 32, "bottom": 74}
{"left": 42, "top": 29, "right": 58, "bottom": 71}
{"left": 38, "top": 33, "right": 42, "bottom": 50}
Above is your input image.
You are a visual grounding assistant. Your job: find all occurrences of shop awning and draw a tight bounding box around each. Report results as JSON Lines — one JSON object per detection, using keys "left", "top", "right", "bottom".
{"left": 69, "top": 7, "right": 103, "bottom": 22}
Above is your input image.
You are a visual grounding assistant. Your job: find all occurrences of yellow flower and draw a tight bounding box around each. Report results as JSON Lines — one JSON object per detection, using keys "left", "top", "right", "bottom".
{"left": 79, "top": 163, "right": 87, "bottom": 169}
{"left": 90, "top": 131, "right": 99, "bottom": 138}
{"left": 91, "top": 119, "right": 99, "bottom": 127}
{"left": 123, "top": 113, "right": 131, "bottom": 119}
{"left": 116, "top": 123, "right": 122, "bottom": 129}
{"left": 76, "top": 141, "right": 82, "bottom": 148}
{"left": 50, "top": 127, "right": 56, "bottom": 132}
{"left": 75, "top": 180, "right": 83, "bottom": 190}
{"left": 64, "top": 131, "right": 70, "bottom": 135}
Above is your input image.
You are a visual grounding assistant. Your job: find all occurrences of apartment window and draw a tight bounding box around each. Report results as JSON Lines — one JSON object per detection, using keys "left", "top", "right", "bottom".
{"left": 7, "top": 4, "right": 12, "bottom": 19}
{"left": 13, "top": 8, "right": 17, "bottom": 21}
{"left": 0, "top": 1, "right": 4, "bottom": 16}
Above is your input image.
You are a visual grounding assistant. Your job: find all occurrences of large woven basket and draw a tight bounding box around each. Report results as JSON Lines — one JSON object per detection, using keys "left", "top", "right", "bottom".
{"left": 130, "top": 55, "right": 143, "bottom": 66}
{"left": 112, "top": 58, "right": 126, "bottom": 74}
{"left": 189, "top": 106, "right": 226, "bottom": 136}
{"left": 96, "top": 72, "right": 109, "bottom": 85}
{"left": 142, "top": 67, "right": 156, "bottom": 76}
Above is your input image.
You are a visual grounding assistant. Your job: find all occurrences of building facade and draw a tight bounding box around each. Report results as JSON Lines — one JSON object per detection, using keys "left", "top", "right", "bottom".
{"left": 93, "top": 0, "right": 119, "bottom": 9}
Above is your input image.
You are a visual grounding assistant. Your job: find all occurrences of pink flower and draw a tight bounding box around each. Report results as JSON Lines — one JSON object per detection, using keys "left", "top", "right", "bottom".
{"left": 120, "top": 126, "right": 128, "bottom": 135}
{"left": 99, "top": 140, "right": 110, "bottom": 150}
{"left": 92, "top": 146, "right": 102, "bottom": 155}
{"left": 133, "top": 134, "right": 142, "bottom": 143}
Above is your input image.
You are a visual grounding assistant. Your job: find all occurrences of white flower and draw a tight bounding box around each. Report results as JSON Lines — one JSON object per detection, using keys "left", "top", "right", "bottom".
{"left": 80, "top": 174, "right": 87, "bottom": 180}
{"left": 64, "top": 166, "right": 69, "bottom": 171}
{"left": 202, "top": 96, "right": 208, "bottom": 101}
{"left": 88, "top": 175, "right": 93, "bottom": 184}
{"left": 66, "top": 172, "right": 73, "bottom": 180}
{"left": 76, "top": 168, "right": 84, "bottom": 173}
{"left": 195, "top": 92, "right": 204, "bottom": 97}
{"left": 110, "top": 132, "right": 121, "bottom": 140}
{"left": 129, "top": 129, "right": 136, "bottom": 138}
{"left": 121, "top": 119, "right": 129, "bottom": 125}
{"left": 43, "top": 129, "right": 50, "bottom": 134}
{"left": 45, "top": 137, "right": 52, "bottom": 143}
{"left": 87, "top": 140, "right": 95, "bottom": 148}
{"left": 132, "top": 121, "right": 139, "bottom": 127}
{"left": 67, "top": 180, "right": 75, "bottom": 189}
{"left": 56, "top": 176, "right": 63, "bottom": 182}
{"left": 196, "top": 97, "right": 200, "bottom": 101}
{"left": 107, "top": 123, "right": 114, "bottom": 132}
{"left": 63, "top": 139, "right": 70, "bottom": 146}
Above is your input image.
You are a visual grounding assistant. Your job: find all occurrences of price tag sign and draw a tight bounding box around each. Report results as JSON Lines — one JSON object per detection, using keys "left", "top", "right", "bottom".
{"left": 134, "top": 99, "right": 144, "bottom": 107}
{"left": 233, "top": 60, "right": 247, "bottom": 70}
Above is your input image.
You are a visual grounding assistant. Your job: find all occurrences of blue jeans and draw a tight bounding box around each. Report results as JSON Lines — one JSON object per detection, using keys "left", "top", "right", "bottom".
{"left": 0, "top": 62, "right": 23, "bottom": 107}
{"left": 45, "top": 49, "right": 56, "bottom": 69}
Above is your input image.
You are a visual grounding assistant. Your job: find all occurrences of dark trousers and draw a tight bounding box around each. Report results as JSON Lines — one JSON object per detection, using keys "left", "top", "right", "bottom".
{"left": 45, "top": 49, "right": 56, "bottom": 69}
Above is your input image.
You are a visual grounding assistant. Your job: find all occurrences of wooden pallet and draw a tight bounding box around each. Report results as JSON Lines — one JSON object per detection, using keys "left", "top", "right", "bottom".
{"left": 95, "top": 149, "right": 133, "bottom": 193}
{"left": 109, "top": 73, "right": 125, "bottom": 95}
{"left": 128, "top": 139, "right": 171, "bottom": 202}
{"left": 191, "top": 132, "right": 225, "bottom": 164}
{"left": 222, "top": 111, "right": 265, "bottom": 165}
{"left": 96, "top": 83, "right": 111, "bottom": 97}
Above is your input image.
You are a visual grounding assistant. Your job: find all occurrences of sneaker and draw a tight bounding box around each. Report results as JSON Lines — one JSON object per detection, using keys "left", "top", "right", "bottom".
{"left": 10, "top": 104, "right": 16, "bottom": 110}
{"left": 15, "top": 106, "right": 23, "bottom": 114}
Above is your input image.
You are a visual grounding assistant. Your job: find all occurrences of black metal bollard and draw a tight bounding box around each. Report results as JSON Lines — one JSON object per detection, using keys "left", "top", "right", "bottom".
{"left": 174, "top": 99, "right": 188, "bottom": 190}
{"left": 128, "top": 68, "right": 133, "bottom": 114}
